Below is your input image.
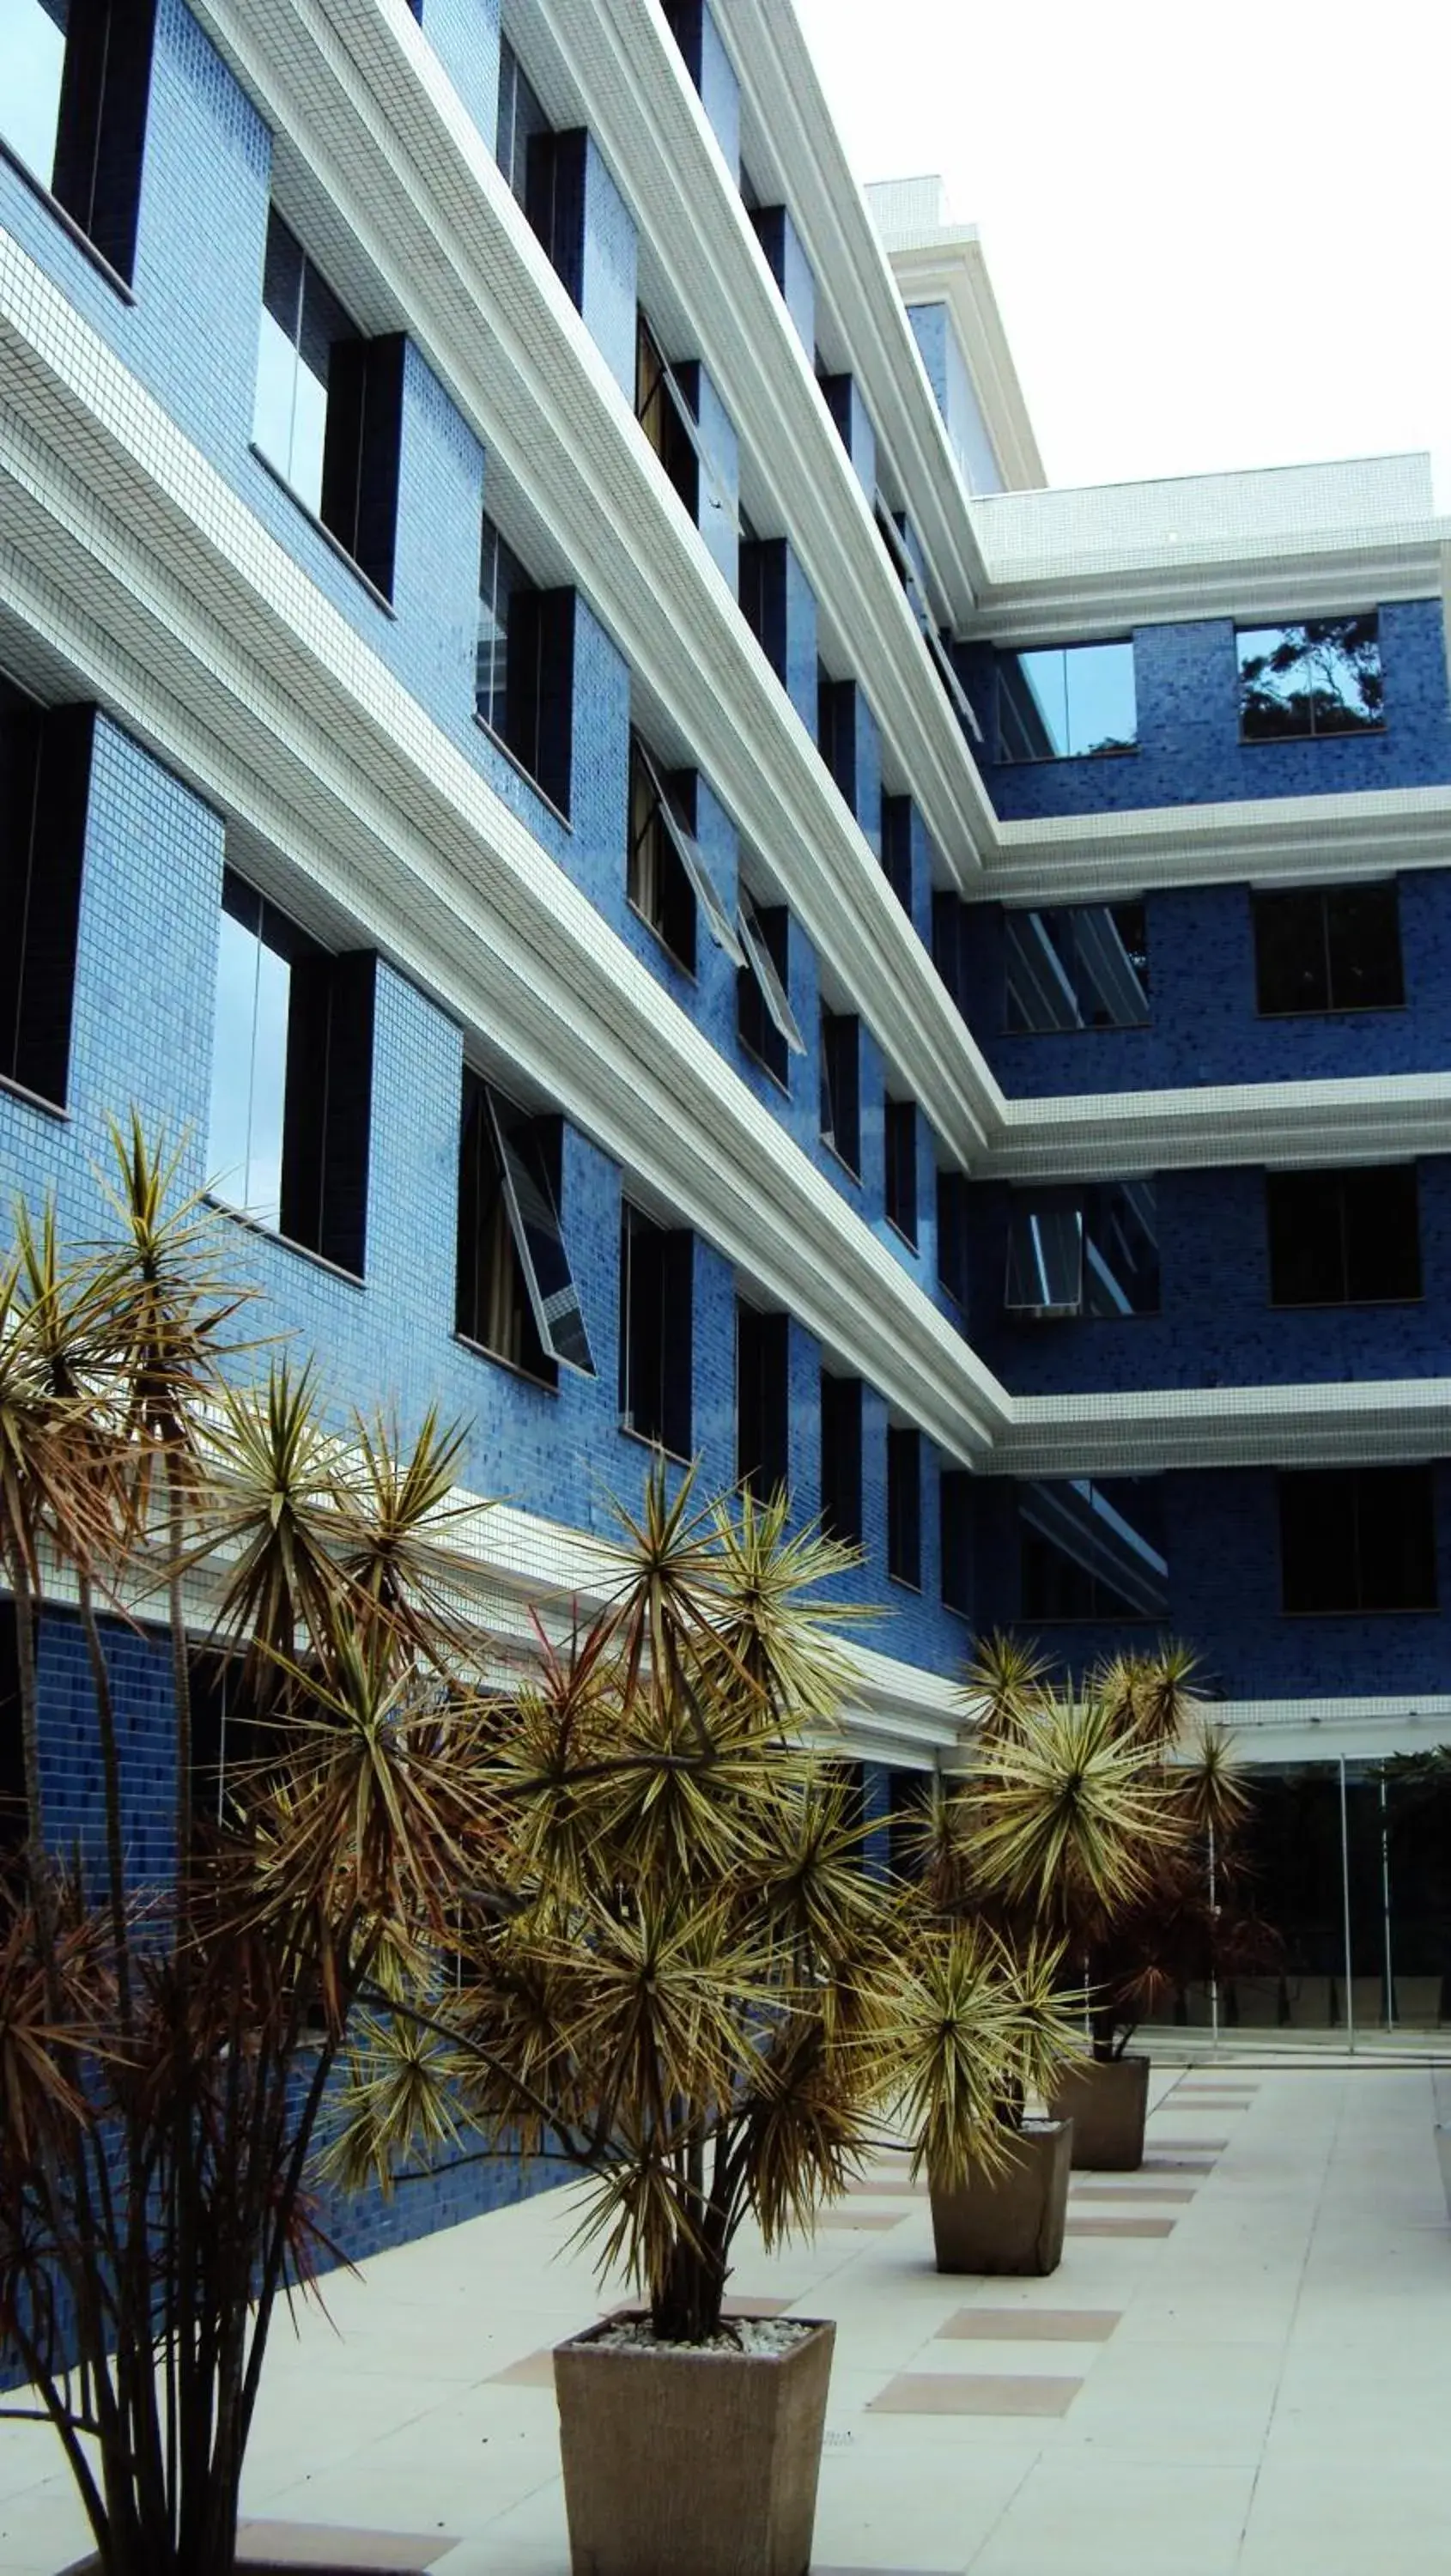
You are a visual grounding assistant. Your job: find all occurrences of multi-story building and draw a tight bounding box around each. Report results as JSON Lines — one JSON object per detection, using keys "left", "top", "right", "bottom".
{"left": 3, "top": 0, "right": 1449, "bottom": 2178}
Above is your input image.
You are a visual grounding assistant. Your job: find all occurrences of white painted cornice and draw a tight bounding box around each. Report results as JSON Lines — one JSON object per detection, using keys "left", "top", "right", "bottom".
{"left": 997, "top": 1378, "right": 1451, "bottom": 1477}
{"left": 872, "top": 228, "right": 1045, "bottom": 496}
{"left": 987, "top": 783, "right": 1451, "bottom": 906}
{"left": 0, "top": 226, "right": 1009, "bottom": 1471}
{"left": 995, "top": 1073, "right": 1451, "bottom": 1183}
{"left": 966, "top": 534, "right": 1446, "bottom": 646}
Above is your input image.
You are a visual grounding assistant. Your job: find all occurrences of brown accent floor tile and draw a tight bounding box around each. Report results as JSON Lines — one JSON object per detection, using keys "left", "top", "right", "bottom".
{"left": 868, "top": 2371, "right": 1081, "bottom": 2415}
{"left": 486, "top": 2347, "right": 556, "bottom": 2385}
{"left": 845, "top": 2176, "right": 926, "bottom": 2196}
{"left": 1065, "top": 2215, "right": 1177, "bottom": 2238}
{"left": 938, "top": 2306, "right": 1120, "bottom": 2342}
{"left": 238, "top": 2525, "right": 456, "bottom": 2572}
{"left": 817, "top": 2208, "right": 907, "bottom": 2230}
{"left": 1071, "top": 2183, "right": 1197, "bottom": 2202}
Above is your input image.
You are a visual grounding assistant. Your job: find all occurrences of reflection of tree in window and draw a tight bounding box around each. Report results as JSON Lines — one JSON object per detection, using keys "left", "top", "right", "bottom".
{"left": 1237, "top": 617, "right": 1384, "bottom": 742}
{"left": 999, "top": 642, "right": 1137, "bottom": 762}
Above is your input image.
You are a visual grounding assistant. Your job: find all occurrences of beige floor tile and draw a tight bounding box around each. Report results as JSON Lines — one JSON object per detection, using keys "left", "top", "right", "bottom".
{"left": 938, "top": 2307, "right": 1120, "bottom": 2341}
{"left": 1065, "top": 2215, "right": 1177, "bottom": 2237}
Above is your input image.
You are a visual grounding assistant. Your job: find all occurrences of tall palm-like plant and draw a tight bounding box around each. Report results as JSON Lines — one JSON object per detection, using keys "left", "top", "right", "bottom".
{"left": 0, "top": 1145, "right": 508, "bottom": 2576}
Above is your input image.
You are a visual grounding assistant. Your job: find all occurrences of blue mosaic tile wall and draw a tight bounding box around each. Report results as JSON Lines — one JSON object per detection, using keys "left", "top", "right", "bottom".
{"left": 973, "top": 1464, "right": 1451, "bottom": 1703}
{"left": 964, "top": 868, "right": 1451, "bottom": 1097}
{"left": 968, "top": 1158, "right": 1451, "bottom": 1396}
{"left": 959, "top": 600, "right": 1451, "bottom": 822}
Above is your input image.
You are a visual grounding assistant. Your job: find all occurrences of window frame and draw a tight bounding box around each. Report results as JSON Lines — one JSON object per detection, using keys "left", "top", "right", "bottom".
{"left": 1278, "top": 1466, "right": 1438, "bottom": 1616}
{"left": 1019, "top": 1475, "right": 1169, "bottom": 1625}
{"left": 0, "top": 0, "right": 156, "bottom": 291}
{"left": 628, "top": 735, "right": 744, "bottom": 972}
{"left": 455, "top": 1069, "right": 593, "bottom": 1386}
{"left": 618, "top": 1202, "right": 693, "bottom": 1460}
{"left": 1251, "top": 881, "right": 1405, "bottom": 1020}
{"left": 997, "top": 641, "right": 1138, "bottom": 765}
{"left": 1235, "top": 616, "right": 1386, "bottom": 746}
{"left": 1004, "top": 899, "right": 1150, "bottom": 1036}
{"left": 883, "top": 1096, "right": 919, "bottom": 1250}
{"left": 1005, "top": 1179, "right": 1161, "bottom": 1321}
{"left": 818, "top": 1010, "right": 861, "bottom": 1180}
{"left": 737, "top": 891, "right": 803, "bottom": 1085}
{"left": 1265, "top": 1165, "right": 1422, "bottom": 1311}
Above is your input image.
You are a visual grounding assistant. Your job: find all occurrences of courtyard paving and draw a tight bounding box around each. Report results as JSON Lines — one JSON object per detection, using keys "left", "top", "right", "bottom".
{"left": 3, "top": 2059, "right": 1448, "bottom": 2573}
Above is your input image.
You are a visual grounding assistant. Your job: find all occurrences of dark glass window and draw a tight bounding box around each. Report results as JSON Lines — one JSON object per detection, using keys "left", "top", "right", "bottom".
{"left": 1237, "top": 617, "right": 1384, "bottom": 743}
{"left": 628, "top": 735, "right": 742, "bottom": 978}
{"left": 737, "top": 1302, "right": 788, "bottom": 1500}
{"left": 1279, "top": 1467, "right": 1436, "bottom": 1614}
{"left": 207, "top": 872, "right": 375, "bottom": 1275}
{"left": 254, "top": 212, "right": 354, "bottom": 521}
{"left": 254, "top": 210, "right": 404, "bottom": 595}
{"left": 0, "top": 679, "right": 89, "bottom": 1108}
{"left": 1252, "top": 883, "right": 1403, "bottom": 1016}
{"left": 999, "top": 642, "right": 1137, "bottom": 762}
{"left": 619, "top": 1204, "right": 693, "bottom": 1457}
{"left": 1006, "top": 1180, "right": 1159, "bottom": 1319}
{"left": 1005, "top": 901, "right": 1150, "bottom": 1033}
{"left": 817, "top": 668, "right": 856, "bottom": 810}
{"left": 820, "top": 1372, "right": 862, "bottom": 1546}
{"left": 884, "top": 1097, "right": 918, "bottom": 1248}
{"left": 937, "top": 1170, "right": 968, "bottom": 1309}
{"left": 456, "top": 1072, "right": 593, "bottom": 1383}
{"left": 940, "top": 1471, "right": 972, "bottom": 1616}
{"left": 887, "top": 1426, "right": 921, "bottom": 1588}
{"left": 495, "top": 34, "right": 550, "bottom": 210}
{"left": 1266, "top": 1167, "right": 1420, "bottom": 1308}
{"left": 737, "top": 895, "right": 802, "bottom": 1085}
{"left": 1020, "top": 1477, "right": 1168, "bottom": 1622}
{"left": 189, "top": 1649, "right": 270, "bottom": 1826}
{"left": 635, "top": 311, "right": 701, "bottom": 513}
{"left": 819, "top": 1011, "right": 860, "bottom": 1176}
{"left": 1, "top": 0, "right": 155, "bottom": 282}
{"left": 476, "top": 513, "right": 532, "bottom": 741}
{"left": 0, "top": 1601, "right": 25, "bottom": 1868}
{"left": 880, "top": 792, "right": 913, "bottom": 914}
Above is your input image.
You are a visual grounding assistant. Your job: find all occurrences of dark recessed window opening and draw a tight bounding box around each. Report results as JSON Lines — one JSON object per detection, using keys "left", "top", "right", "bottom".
{"left": 999, "top": 642, "right": 1137, "bottom": 762}
{"left": 884, "top": 1097, "right": 918, "bottom": 1248}
{"left": 189, "top": 1649, "right": 271, "bottom": 1826}
{"left": 940, "top": 1469, "right": 972, "bottom": 1615}
{"left": 628, "top": 734, "right": 741, "bottom": 977}
{"left": 1279, "top": 1466, "right": 1436, "bottom": 1614}
{"left": 1266, "top": 1165, "right": 1421, "bottom": 1309}
{"left": 1, "top": 0, "right": 156, "bottom": 283}
{"left": 254, "top": 209, "right": 404, "bottom": 596}
{"left": 1006, "top": 1179, "right": 1160, "bottom": 1320}
{"left": 817, "top": 666, "right": 856, "bottom": 810}
{"left": 1020, "top": 1476, "right": 1168, "bottom": 1622}
{"left": 0, "top": 1601, "right": 26, "bottom": 1866}
{"left": 495, "top": 33, "right": 551, "bottom": 213}
{"left": 619, "top": 1203, "right": 693, "bottom": 1457}
{"left": 477, "top": 513, "right": 575, "bottom": 812}
{"left": 1252, "top": 882, "right": 1403, "bottom": 1017}
{"left": 880, "top": 791, "right": 913, "bottom": 914}
{"left": 207, "top": 871, "right": 375, "bottom": 1277}
{"left": 737, "top": 893, "right": 802, "bottom": 1085}
{"left": 820, "top": 1371, "right": 862, "bottom": 1546}
{"left": 819, "top": 1010, "right": 860, "bottom": 1176}
{"left": 0, "top": 678, "right": 91, "bottom": 1108}
{"left": 636, "top": 311, "right": 732, "bottom": 519}
{"left": 937, "top": 1170, "right": 968, "bottom": 1309}
{"left": 456, "top": 1071, "right": 593, "bottom": 1383}
{"left": 737, "top": 1301, "right": 788, "bottom": 1499}
{"left": 1005, "top": 900, "right": 1150, "bottom": 1034}
{"left": 1237, "top": 617, "right": 1384, "bottom": 743}
{"left": 887, "top": 1425, "right": 921, "bottom": 1588}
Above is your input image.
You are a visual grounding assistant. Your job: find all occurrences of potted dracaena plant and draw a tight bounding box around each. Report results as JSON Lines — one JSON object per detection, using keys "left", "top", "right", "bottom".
{"left": 961, "top": 1636, "right": 1248, "bottom": 2173}
{"left": 325, "top": 1472, "right": 1076, "bottom": 2576}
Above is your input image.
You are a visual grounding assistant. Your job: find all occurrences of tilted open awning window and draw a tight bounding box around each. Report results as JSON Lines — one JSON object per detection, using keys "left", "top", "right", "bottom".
{"left": 486, "top": 1086, "right": 595, "bottom": 1374}
{"left": 738, "top": 890, "right": 805, "bottom": 1054}
{"left": 634, "top": 740, "right": 744, "bottom": 963}
{"left": 1005, "top": 1199, "right": 1084, "bottom": 1315}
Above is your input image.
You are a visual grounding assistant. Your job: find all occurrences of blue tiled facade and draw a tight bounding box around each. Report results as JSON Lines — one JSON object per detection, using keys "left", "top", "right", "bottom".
{"left": 4, "top": 0, "right": 1451, "bottom": 2303}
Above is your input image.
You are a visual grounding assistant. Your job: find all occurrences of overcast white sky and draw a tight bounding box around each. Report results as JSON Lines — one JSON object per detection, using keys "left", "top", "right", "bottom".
{"left": 792, "top": 0, "right": 1451, "bottom": 507}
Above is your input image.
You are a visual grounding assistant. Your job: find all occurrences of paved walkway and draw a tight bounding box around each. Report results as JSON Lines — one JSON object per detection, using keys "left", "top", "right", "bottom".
{"left": 3, "top": 2063, "right": 1449, "bottom": 2573}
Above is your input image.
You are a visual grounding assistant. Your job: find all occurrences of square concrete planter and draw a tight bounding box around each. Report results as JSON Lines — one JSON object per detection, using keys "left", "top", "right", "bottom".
{"left": 553, "top": 2313, "right": 835, "bottom": 2576}
{"left": 929, "top": 2117, "right": 1072, "bottom": 2275}
{"left": 1050, "top": 2052, "right": 1150, "bottom": 2170}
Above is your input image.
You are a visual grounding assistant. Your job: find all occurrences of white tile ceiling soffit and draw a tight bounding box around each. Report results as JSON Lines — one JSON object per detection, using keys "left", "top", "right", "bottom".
{"left": 987, "top": 785, "right": 1451, "bottom": 907}
{"left": 0, "top": 240, "right": 1008, "bottom": 1472}
{"left": 994, "top": 1074, "right": 1451, "bottom": 1184}
{"left": 996, "top": 1379, "right": 1451, "bottom": 1477}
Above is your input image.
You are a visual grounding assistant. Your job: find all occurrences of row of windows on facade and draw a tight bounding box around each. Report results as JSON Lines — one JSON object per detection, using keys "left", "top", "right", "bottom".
{"left": 1003, "top": 1164, "right": 1424, "bottom": 1322}
{"left": 1003, "top": 878, "right": 1405, "bottom": 1036}
{"left": 1019, "top": 1467, "right": 1441, "bottom": 1623}
{"left": 993, "top": 618, "right": 1386, "bottom": 767}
